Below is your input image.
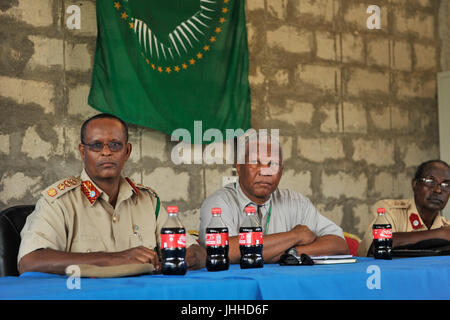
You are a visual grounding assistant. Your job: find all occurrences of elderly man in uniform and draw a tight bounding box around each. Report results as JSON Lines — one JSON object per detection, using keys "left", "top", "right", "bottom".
{"left": 18, "top": 113, "right": 205, "bottom": 274}
{"left": 358, "top": 160, "right": 450, "bottom": 256}
{"left": 199, "top": 131, "right": 349, "bottom": 263}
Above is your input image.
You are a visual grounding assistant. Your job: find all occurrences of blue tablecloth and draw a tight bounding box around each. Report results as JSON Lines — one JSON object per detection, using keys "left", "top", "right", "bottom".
{"left": 0, "top": 257, "right": 449, "bottom": 300}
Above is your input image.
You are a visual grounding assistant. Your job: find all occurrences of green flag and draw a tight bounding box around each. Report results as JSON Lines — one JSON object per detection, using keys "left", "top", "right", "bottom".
{"left": 88, "top": 0, "right": 251, "bottom": 141}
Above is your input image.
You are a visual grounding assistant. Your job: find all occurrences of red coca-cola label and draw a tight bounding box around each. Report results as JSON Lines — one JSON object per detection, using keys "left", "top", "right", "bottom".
{"left": 239, "top": 231, "right": 263, "bottom": 246}
{"left": 161, "top": 233, "right": 186, "bottom": 249}
{"left": 206, "top": 233, "right": 229, "bottom": 246}
{"left": 373, "top": 228, "right": 392, "bottom": 239}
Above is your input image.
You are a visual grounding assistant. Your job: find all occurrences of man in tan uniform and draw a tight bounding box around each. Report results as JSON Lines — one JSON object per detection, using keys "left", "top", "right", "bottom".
{"left": 358, "top": 160, "right": 450, "bottom": 256}
{"left": 18, "top": 113, "right": 205, "bottom": 274}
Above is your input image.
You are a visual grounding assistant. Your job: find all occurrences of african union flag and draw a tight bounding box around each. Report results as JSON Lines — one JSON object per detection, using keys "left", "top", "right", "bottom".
{"left": 88, "top": 0, "right": 251, "bottom": 140}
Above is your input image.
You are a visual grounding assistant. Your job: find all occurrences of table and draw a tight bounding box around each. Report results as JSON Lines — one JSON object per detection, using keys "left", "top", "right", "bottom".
{"left": 0, "top": 257, "right": 449, "bottom": 300}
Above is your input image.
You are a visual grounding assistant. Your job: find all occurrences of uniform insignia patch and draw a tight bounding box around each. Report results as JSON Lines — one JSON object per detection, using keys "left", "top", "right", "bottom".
{"left": 47, "top": 188, "right": 58, "bottom": 197}
{"left": 125, "top": 177, "right": 140, "bottom": 195}
{"left": 409, "top": 213, "right": 422, "bottom": 229}
{"left": 81, "top": 181, "right": 100, "bottom": 204}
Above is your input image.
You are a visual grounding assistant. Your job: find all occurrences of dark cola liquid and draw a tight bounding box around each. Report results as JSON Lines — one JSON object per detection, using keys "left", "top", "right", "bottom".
{"left": 161, "top": 227, "right": 187, "bottom": 275}
{"left": 239, "top": 226, "right": 264, "bottom": 269}
{"left": 373, "top": 224, "right": 392, "bottom": 260}
{"left": 206, "top": 227, "right": 229, "bottom": 272}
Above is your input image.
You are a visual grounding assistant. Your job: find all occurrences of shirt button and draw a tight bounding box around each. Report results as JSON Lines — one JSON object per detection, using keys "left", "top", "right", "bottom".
{"left": 112, "top": 215, "right": 118, "bottom": 222}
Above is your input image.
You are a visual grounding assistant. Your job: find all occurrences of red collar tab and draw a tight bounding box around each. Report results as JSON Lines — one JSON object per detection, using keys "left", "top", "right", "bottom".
{"left": 126, "top": 177, "right": 140, "bottom": 195}
{"left": 81, "top": 181, "right": 100, "bottom": 204}
{"left": 409, "top": 213, "right": 422, "bottom": 229}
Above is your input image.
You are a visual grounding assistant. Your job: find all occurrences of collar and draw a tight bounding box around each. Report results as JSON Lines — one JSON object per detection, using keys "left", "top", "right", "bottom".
{"left": 80, "top": 169, "right": 137, "bottom": 206}
{"left": 232, "top": 181, "right": 272, "bottom": 214}
{"left": 408, "top": 198, "right": 445, "bottom": 231}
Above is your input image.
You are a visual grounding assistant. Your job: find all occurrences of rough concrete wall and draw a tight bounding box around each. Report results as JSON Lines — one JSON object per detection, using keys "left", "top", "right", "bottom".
{"left": 0, "top": 0, "right": 445, "bottom": 237}
{"left": 440, "top": 0, "right": 450, "bottom": 71}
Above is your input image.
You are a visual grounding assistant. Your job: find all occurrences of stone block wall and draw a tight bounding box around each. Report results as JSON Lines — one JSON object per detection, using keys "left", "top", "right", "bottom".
{"left": 0, "top": 0, "right": 448, "bottom": 237}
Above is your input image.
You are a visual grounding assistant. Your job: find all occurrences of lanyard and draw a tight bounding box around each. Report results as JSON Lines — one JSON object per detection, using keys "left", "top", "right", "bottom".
{"left": 263, "top": 202, "right": 272, "bottom": 235}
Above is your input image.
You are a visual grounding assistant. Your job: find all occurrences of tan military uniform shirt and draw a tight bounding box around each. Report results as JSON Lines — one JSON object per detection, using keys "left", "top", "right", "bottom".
{"left": 18, "top": 170, "right": 196, "bottom": 264}
{"left": 357, "top": 198, "right": 450, "bottom": 256}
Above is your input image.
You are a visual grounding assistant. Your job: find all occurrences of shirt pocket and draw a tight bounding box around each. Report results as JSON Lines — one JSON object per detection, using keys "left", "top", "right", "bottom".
{"left": 70, "top": 235, "right": 106, "bottom": 253}
{"left": 129, "top": 231, "right": 158, "bottom": 251}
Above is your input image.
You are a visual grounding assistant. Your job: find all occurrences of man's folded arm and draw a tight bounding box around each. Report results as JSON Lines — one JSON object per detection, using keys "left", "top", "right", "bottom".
{"left": 19, "top": 246, "right": 161, "bottom": 275}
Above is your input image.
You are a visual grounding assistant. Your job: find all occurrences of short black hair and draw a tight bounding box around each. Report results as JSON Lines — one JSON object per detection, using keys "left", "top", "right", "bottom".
{"left": 413, "top": 159, "right": 450, "bottom": 180}
{"left": 80, "top": 113, "right": 129, "bottom": 144}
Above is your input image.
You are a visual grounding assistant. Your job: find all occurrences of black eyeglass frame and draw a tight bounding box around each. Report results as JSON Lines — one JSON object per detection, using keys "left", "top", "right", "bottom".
{"left": 82, "top": 141, "right": 125, "bottom": 152}
{"left": 420, "top": 177, "right": 450, "bottom": 192}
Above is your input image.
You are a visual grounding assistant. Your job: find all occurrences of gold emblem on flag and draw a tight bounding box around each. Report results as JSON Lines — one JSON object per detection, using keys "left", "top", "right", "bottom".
{"left": 113, "top": 0, "right": 231, "bottom": 75}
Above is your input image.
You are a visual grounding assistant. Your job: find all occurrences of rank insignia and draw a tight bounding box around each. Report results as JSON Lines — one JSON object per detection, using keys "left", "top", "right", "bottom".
{"left": 125, "top": 177, "right": 140, "bottom": 195}
{"left": 409, "top": 213, "right": 422, "bottom": 229}
{"left": 47, "top": 188, "right": 58, "bottom": 197}
{"left": 81, "top": 181, "right": 100, "bottom": 204}
{"left": 57, "top": 183, "right": 65, "bottom": 191}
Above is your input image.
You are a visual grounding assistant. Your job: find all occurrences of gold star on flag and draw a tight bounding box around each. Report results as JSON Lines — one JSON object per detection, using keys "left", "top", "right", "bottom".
{"left": 189, "top": 59, "right": 196, "bottom": 65}
{"left": 166, "top": 67, "right": 172, "bottom": 74}
{"left": 215, "top": 27, "right": 222, "bottom": 33}
{"left": 174, "top": 66, "right": 180, "bottom": 72}
{"left": 151, "top": 64, "right": 156, "bottom": 70}
{"left": 182, "top": 63, "right": 188, "bottom": 69}
{"left": 121, "top": 12, "right": 128, "bottom": 19}
{"left": 158, "top": 66, "right": 163, "bottom": 73}
{"left": 219, "top": 17, "right": 226, "bottom": 24}
{"left": 197, "top": 53, "right": 203, "bottom": 59}
{"left": 146, "top": 59, "right": 149, "bottom": 64}
{"left": 224, "top": 0, "right": 230, "bottom": 3}
{"left": 222, "top": 8, "right": 228, "bottom": 13}
{"left": 114, "top": 2, "right": 121, "bottom": 10}
{"left": 210, "top": 36, "right": 216, "bottom": 43}
{"left": 129, "top": 22, "right": 134, "bottom": 29}
{"left": 203, "top": 45, "right": 210, "bottom": 51}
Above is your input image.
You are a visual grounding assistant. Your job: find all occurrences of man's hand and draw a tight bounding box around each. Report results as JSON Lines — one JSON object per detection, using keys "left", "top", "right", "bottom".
{"left": 289, "top": 224, "right": 317, "bottom": 246}
{"left": 19, "top": 246, "right": 161, "bottom": 275}
{"left": 393, "top": 225, "right": 450, "bottom": 248}
{"left": 111, "top": 246, "right": 161, "bottom": 270}
{"left": 185, "top": 244, "right": 206, "bottom": 270}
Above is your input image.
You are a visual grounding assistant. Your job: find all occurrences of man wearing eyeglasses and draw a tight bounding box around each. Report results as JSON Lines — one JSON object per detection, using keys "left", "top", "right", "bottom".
{"left": 199, "top": 130, "right": 349, "bottom": 263}
{"left": 18, "top": 113, "right": 205, "bottom": 274}
{"left": 358, "top": 160, "right": 450, "bottom": 256}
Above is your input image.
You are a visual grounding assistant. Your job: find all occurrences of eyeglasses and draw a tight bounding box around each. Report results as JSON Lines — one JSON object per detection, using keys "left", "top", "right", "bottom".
{"left": 420, "top": 177, "right": 450, "bottom": 192}
{"left": 83, "top": 142, "right": 124, "bottom": 152}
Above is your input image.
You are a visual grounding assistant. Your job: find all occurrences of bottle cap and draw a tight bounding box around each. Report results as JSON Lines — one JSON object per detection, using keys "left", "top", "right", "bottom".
{"left": 377, "top": 208, "right": 386, "bottom": 214}
{"left": 167, "top": 205, "right": 179, "bottom": 213}
{"left": 244, "top": 206, "right": 256, "bottom": 214}
{"left": 211, "top": 207, "right": 222, "bottom": 215}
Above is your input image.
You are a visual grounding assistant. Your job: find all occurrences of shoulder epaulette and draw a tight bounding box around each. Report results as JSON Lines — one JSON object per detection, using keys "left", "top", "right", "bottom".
{"left": 383, "top": 199, "right": 410, "bottom": 209}
{"left": 135, "top": 183, "right": 159, "bottom": 199}
{"left": 134, "top": 182, "right": 160, "bottom": 218}
{"left": 43, "top": 176, "right": 81, "bottom": 202}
